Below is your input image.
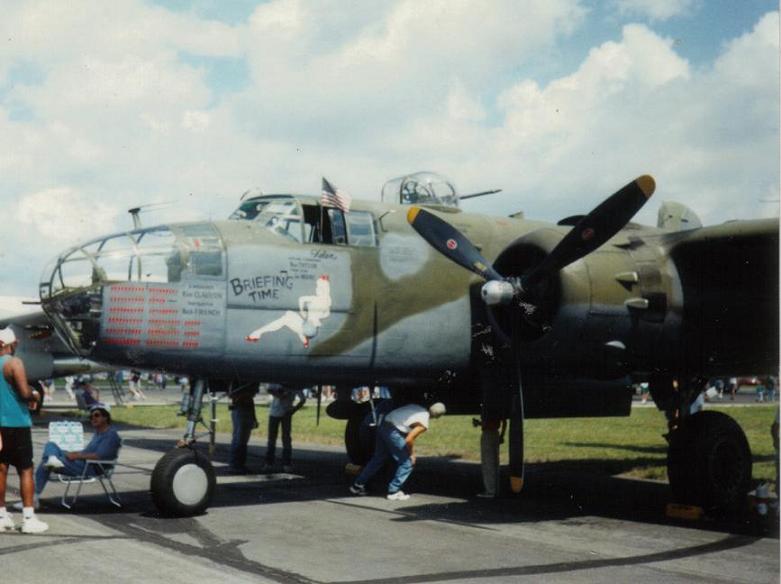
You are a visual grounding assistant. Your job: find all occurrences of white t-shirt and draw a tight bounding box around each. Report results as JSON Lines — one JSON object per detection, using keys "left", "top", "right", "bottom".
{"left": 385, "top": 404, "right": 429, "bottom": 433}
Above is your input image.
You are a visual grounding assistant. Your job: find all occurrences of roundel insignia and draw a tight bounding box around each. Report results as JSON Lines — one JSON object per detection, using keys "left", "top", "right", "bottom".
{"left": 446, "top": 239, "right": 458, "bottom": 250}
{"left": 581, "top": 227, "right": 595, "bottom": 241}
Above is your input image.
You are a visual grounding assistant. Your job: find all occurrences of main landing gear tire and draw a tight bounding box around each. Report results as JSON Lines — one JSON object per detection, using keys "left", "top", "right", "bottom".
{"left": 667, "top": 410, "right": 752, "bottom": 514}
{"left": 345, "top": 416, "right": 374, "bottom": 466}
{"left": 151, "top": 448, "right": 216, "bottom": 517}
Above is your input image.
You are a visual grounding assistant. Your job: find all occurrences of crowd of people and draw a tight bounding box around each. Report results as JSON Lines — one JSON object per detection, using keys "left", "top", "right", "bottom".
{"left": 635, "top": 375, "right": 779, "bottom": 406}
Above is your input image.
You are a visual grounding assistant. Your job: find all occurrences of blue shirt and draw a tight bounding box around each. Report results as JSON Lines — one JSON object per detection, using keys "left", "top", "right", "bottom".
{"left": 83, "top": 427, "right": 121, "bottom": 460}
{"left": 0, "top": 355, "right": 32, "bottom": 428}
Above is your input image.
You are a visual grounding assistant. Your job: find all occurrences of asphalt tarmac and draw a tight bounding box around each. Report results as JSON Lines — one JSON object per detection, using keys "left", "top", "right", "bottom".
{"left": 0, "top": 405, "right": 778, "bottom": 584}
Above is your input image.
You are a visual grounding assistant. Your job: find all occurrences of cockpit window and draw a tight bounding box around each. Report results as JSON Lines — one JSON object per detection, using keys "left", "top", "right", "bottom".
{"left": 229, "top": 196, "right": 304, "bottom": 243}
{"left": 229, "top": 199, "right": 271, "bottom": 221}
{"left": 177, "top": 224, "right": 224, "bottom": 277}
{"left": 345, "top": 211, "right": 377, "bottom": 247}
{"left": 230, "top": 195, "right": 376, "bottom": 248}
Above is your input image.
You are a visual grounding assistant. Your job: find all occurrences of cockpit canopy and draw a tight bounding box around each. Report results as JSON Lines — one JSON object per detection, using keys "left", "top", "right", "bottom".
{"left": 381, "top": 171, "right": 459, "bottom": 207}
{"left": 40, "top": 223, "right": 224, "bottom": 302}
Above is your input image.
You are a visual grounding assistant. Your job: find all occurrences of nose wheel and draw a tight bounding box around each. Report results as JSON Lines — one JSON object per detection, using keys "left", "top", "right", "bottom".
{"left": 150, "top": 377, "right": 217, "bottom": 516}
{"left": 151, "top": 447, "right": 216, "bottom": 516}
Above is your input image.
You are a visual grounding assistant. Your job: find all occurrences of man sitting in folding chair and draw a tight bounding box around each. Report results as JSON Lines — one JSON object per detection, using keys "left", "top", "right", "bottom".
{"left": 30, "top": 404, "right": 121, "bottom": 509}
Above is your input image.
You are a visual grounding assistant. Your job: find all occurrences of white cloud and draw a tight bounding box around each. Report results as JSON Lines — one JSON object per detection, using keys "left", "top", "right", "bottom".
{"left": 377, "top": 14, "right": 777, "bottom": 229}
{"left": 182, "top": 110, "right": 211, "bottom": 132}
{"left": 0, "top": 2, "right": 777, "bottom": 296}
{"left": 613, "top": 0, "right": 700, "bottom": 21}
{"left": 15, "top": 187, "right": 119, "bottom": 245}
{"left": 237, "top": 0, "right": 586, "bottom": 142}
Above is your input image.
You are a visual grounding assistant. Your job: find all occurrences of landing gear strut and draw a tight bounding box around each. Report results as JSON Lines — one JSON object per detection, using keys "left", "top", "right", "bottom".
{"left": 150, "top": 378, "right": 217, "bottom": 516}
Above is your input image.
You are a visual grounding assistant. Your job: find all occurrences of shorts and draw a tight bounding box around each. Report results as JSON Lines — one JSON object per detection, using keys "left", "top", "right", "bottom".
{"left": 0, "top": 427, "right": 34, "bottom": 470}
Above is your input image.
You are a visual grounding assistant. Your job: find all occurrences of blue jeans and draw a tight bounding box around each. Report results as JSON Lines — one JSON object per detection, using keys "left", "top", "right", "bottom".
{"left": 34, "top": 442, "right": 89, "bottom": 495}
{"left": 229, "top": 406, "right": 256, "bottom": 469}
{"left": 266, "top": 414, "right": 292, "bottom": 465}
{"left": 356, "top": 423, "right": 413, "bottom": 494}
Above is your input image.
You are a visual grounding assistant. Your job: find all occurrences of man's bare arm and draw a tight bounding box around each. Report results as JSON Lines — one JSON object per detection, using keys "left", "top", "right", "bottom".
{"left": 5, "top": 358, "right": 34, "bottom": 401}
{"left": 405, "top": 425, "right": 427, "bottom": 453}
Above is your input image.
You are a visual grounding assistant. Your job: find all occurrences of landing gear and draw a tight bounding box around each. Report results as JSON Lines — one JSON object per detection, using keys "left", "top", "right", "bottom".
{"left": 151, "top": 448, "right": 216, "bottom": 516}
{"left": 667, "top": 410, "right": 752, "bottom": 513}
{"left": 150, "top": 378, "right": 217, "bottom": 516}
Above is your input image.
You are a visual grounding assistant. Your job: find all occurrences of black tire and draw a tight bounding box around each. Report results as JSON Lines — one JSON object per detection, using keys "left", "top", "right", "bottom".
{"left": 150, "top": 448, "right": 216, "bottom": 517}
{"left": 667, "top": 410, "right": 752, "bottom": 513}
{"left": 345, "top": 416, "right": 374, "bottom": 465}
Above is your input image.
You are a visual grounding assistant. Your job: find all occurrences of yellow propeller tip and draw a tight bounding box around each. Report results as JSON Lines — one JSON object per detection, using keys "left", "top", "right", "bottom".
{"left": 406, "top": 207, "right": 421, "bottom": 224}
{"left": 636, "top": 175, "right": 656, "bottom": 198}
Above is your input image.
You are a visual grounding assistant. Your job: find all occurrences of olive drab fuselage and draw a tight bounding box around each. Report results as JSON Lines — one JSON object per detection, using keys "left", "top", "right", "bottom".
{"left": 38, "top": 193, "right": 778, "bottom": 417}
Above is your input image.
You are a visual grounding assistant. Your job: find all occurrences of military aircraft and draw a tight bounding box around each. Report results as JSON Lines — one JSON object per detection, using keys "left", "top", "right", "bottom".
{"left": 19, "top": 170, "right": 778, "bottom": 517}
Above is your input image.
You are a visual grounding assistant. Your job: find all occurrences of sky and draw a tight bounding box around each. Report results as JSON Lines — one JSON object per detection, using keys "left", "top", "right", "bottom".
{"left": 0, "top": 0, "right": 778, "bottom": 296}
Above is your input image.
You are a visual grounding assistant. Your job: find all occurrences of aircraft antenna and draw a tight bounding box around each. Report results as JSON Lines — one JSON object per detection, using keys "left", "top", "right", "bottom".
{"left": 128, "top": 207, "right": 142, "bottom": 229}
{"left": 127, "top": 201, "right": 175, "bottom": 229}
{"left": 460, "top": 189, "right": 502, "bottom": 200}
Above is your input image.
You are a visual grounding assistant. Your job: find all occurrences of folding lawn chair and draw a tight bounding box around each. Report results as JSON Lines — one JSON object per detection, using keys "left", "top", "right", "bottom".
{"left": 47, "top": 421, "right": 123, "bottom": 509}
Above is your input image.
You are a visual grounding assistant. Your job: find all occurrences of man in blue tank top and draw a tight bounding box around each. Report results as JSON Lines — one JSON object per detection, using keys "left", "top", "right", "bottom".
{"left": 0, "top": 327, "right": 48, "bottom": 533}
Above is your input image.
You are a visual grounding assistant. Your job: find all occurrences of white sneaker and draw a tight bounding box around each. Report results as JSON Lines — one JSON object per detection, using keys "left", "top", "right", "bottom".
{"left": 45, "top": 455, "right": 65, "bottom": 470}
{"left": 0, "top": 513, "right": 15, "bottom": 531}
{"left": 386, "top": 491, "right": 410, "bottom": 501}
{"left": 21, "top": 515, "right": 48, "bottom": 534}
{"left": 349, "top": 483, "right": 367, "bottom": 496}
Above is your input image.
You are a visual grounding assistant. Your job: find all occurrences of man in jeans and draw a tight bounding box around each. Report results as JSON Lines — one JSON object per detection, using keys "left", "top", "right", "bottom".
{"left": 262, "top": 385, "right": 306, "bottom": 473}
{"left": 350, "top": 402, "right": 446, "bottom": 500}
{"left": 227, "top": 384, "right": 259, "bottom": 474}
{"left": 31, "top": 404, "right": 120, "bottom": 505}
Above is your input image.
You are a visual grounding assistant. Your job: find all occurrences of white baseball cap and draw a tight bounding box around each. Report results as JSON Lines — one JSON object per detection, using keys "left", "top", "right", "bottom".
{"left": 0, "top": 327, "right": 17, "bottom": 345}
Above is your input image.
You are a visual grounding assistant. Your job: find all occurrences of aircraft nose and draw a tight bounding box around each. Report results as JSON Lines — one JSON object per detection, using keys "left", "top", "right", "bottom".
{"left": 39, "top": 222, "right": 225, "bottom": 356}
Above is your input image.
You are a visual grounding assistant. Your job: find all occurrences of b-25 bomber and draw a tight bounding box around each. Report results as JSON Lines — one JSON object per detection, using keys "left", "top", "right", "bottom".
{"left": 17, "top": 171, "right": 779, "bottom": 516}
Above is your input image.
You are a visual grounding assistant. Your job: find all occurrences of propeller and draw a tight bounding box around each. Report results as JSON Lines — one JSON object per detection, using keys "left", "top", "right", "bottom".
{"left": 407, "top": 175, "right": 656, "bottom": 493}
{"left": 408, "top": 175, "right": 654, "bottom": 307}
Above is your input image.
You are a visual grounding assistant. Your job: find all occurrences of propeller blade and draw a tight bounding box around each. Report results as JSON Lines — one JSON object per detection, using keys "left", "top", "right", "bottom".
{"left": 508, "top": 311, "right": 525, "bottom": 492}
{"left": 523, "top": 175, "right": 655, "bottom": 290}
{"left": 508, "top": 391, "right": 525, "bottom": 493}
{"left": 407, "top": 207, "right": 504, "bottom": 282}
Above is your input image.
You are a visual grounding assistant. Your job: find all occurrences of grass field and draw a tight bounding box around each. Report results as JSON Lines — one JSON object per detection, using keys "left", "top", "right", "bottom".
{"left": 65, "top": 403, "right": 779, "bottom": 483}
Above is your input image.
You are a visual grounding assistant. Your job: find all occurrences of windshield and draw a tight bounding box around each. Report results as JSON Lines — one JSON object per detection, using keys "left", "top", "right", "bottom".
{"left": 229, "top": 195, "right": 304, "bottom": 242}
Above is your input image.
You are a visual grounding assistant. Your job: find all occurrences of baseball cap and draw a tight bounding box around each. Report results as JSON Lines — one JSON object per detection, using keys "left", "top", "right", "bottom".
{"left": 428, "top": 402, "right": 446, "bottom": 418}
{"left": 0, "top": 327, "right": 17, "bottom": 345}
{"left": 89, "top": 403, "right": 111, "bottom": 414}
